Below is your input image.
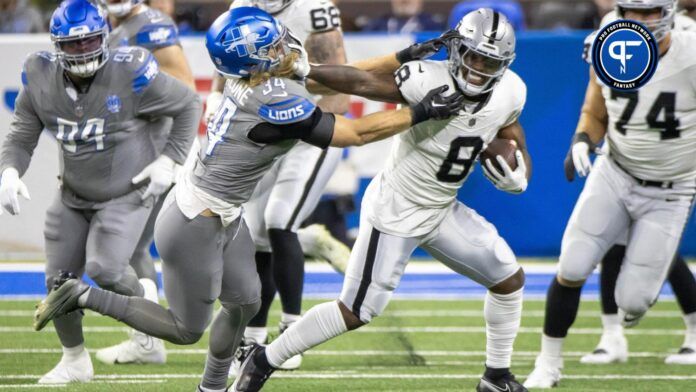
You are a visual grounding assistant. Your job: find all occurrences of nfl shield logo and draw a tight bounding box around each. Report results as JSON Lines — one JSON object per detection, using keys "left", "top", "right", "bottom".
{"left": 106, "top": 95, "right": 122, "bottom": 114}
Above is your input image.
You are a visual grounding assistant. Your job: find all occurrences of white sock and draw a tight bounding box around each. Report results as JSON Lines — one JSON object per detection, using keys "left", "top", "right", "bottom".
{"left": 77, "top": 288, "right": 91, "bottom": 307}
{"left": 601, "top": 314, "right": 623, "bottom": 335}
{"left": 280, "top": 312, "right": 301, "bottom": 329}
{"left": 266, "top": 301, "right": 347, "bottom": 368}
{"left": 62, "top": 344, "right": 86, "bottom": 361}
{"left": 139, "top": 278, "right": 158, "bottom": 303}
{"left": 244, "top": 327, "right": 268, "bottom": 344}
{"left": 484, "top": 289, "right": 523, "bottom": 369}
{"left": 540, "top": 334, "right": 565, "bottom": 366}
{"left": 683, "top": 312, "right": 696, "bottom": 347}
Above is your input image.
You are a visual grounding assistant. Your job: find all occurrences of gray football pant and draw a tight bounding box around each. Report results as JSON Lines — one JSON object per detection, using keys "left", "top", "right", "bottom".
{"left": 128, "top": 187, "right": 171, "bottom": 283}
{"left": 44, "top": 192, "right": 149, "bottom": 348}
{"left": 84, "top": 199, "right": 261, "bottom": 346}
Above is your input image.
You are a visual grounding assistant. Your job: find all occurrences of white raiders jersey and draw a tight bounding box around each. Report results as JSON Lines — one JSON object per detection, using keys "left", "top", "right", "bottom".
{"left": 601, "top": 10, "right": 696, "bottom": 31}
{"left": 363, "top": 60, "right": 526, "bottom": 237}
{"left": 230, "top": 0, "right": 341, "bottom": 44}
{"left": 601, "top": 31, "right": 696, "bottom": 182}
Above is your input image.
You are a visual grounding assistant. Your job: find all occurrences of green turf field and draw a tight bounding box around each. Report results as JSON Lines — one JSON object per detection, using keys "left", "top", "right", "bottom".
{"left": 0, "top": 298, "right": 694, "bottom": 391}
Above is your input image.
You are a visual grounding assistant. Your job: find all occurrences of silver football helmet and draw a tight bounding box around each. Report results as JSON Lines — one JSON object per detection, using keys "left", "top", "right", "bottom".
{"left": 616, "top": 0, "right": 676, "bottom": 41}
{"left": 251, "top": 0, "right": 294, "bottom": 14}
{"left": 447, "top": 8, "right": 516, "bottom": 97}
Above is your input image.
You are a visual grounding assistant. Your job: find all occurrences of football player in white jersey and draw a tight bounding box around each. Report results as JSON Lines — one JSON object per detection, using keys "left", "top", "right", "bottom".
{"left": 525, "top": 0, "right": 696, "bottom": 388}
{"left": 578, "top": 1, "right": 696, "bottom": 366}
{"left": 205, "top": 0, "right": 352, "bottom": 372}
{"left": 233, "top": 9, "right": 532, "bottom": 392}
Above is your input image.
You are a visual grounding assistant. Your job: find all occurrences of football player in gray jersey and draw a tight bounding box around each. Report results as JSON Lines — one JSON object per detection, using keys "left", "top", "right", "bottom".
{"left": 0, "top": 0, "right": 199, "bottom": 384}
{"left": 33, "top": 6, "right": 463, "bottom": 391}
{"left": 94, "top": 0, "right": 196, "bottom": 367}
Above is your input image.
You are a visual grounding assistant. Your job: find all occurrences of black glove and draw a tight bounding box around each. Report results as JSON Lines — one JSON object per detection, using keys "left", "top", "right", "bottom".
{"left": 563, "top": 132, "right": 596, "bottom": 182}
{"left": 410, "top": 85, "right": 465, "bottom": 125}
{"left": 396, "top": 30, "right": 461, "bottom": 64}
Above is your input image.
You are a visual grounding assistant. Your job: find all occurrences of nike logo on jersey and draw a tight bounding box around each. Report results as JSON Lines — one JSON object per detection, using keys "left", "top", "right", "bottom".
{"left": 418, "top": 64, "right": 425, "bottom": 73}
{"left": 271, "top": 91, "right": 288, "bottom": 98}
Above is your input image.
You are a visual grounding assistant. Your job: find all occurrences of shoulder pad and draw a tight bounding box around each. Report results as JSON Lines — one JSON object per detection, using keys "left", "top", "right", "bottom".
{"left": 258, "top": 95, "right": 316, "bottom": 125}
{"left": 582, "top": 30, "right": 597, "bottom": 65}
{"left": 395, "top": 60, "right": 451, "bottom": 105}
{"left": 112, "top": 46, "right": 160, "bottom": 94}
{"left": 135, "top": 12, "right": 179, "bottom": 49}
{"left": 22, "top": 51, "right": 57, "bottom": 86}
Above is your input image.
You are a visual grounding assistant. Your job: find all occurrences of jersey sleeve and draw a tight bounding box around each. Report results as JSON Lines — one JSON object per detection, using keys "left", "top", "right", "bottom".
{"left": 0, "top": 82, "right": 44, "bottom": 176}
{"left": 128, "top": 47, "right": 200, "bottom": 164}
{"left": 502, "top": 73, "right": 527, "bottom": 127}
{"left": 134, "top": 12, "right": 180, "bottom": 51}
{"left": 253, "top": 78, "right": 317, "bottom": 125}
{"left": 249, "top": 108, "right": 335, "bottom": 148}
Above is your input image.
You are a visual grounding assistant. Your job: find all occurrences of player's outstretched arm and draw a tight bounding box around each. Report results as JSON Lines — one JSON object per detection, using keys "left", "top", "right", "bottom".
{"left": 305, "top": 29, "right": 350, "bottom": 114}
{"left": 564, "top": 68, "right": 608, "bottom": 181}
{"left": 329, "top": 85, "right": 463, "bottom": 147}
{"left": 152, "top": 45, "right": 196, "bottom": 90}
{"left": 0, "top": 90, "right": 41, "bottom": 215}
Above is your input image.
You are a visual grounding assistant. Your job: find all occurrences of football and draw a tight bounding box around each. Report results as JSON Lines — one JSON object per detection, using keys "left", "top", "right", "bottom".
{"left": 480, "top": 138, "right": 519, "bottom": 172}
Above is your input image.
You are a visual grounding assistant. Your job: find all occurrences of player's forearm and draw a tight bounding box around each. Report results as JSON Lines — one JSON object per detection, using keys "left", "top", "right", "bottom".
{"left": 575, "top": 112, "right": 607, "bottom": 144}
{"left": 153, "top": 46, "right": 196, "bottom": 90}
{"left": 331, "top": 107, "right": 412, "bottom": 147}
{"left": 498, "top": 121, "right": 532, "bottom": 180}
{"left": 309, "top": 64, "right": 403, "bottom": 103}
{"left": 0, "top": 144, "right": 32, "bottom": 178}
{"left": 163, "top": 95, "right": 201, "bottom": 164}
{"left": 576, "top": 69, "right": 608, "bottom": 144}
{"left": 350, "top": 54, "right": 401, "bottom": 75}
{"left": 160, "top": 64, "right": 195, "bottom": 90}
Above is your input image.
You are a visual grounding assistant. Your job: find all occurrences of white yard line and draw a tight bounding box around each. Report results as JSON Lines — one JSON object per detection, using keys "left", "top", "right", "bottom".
{"left": 0, "top": 348, "right": 678, "bottom": 357}
{"left": 0, "top": 373, "right": 695, "bottom": 381}
{"left": 0, "top": 326, "right": 686, "bottom": 335}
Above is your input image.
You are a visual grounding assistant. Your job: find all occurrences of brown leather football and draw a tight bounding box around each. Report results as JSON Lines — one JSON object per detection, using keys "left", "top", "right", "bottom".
{"left": 480, "top": 138, "right": 518, "bottom": 172}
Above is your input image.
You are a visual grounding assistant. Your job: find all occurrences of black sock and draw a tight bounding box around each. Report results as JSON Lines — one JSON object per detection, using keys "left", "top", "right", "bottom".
{"left": 268, "top": 229, "right": 305, "bottom": 316}
{"left": 668, "top": 254, "right": 696, "bottom": 315}
{"left": 600, "top": 245, "right": 625, "bottom": 315}
{"left": 484, "top": 365, "right": 510, "bottom": 380}
{"left": 543, "top": 277, "right": 582, "bottom": 338}
{"left": 248, "top": 252, "right": 276, "bottom": 328}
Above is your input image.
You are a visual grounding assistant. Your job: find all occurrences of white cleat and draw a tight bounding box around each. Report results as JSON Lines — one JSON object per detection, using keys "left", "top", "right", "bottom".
{"left": 580, "top": 332, "right": 628, "bottom": 364}
{"left": 300, "top": 224, "right": 350, "bottom": 274}
{"left": 38, "top": 348, "right": 93, "bottom": 384}
{"left": 96, "top": 329, "right": 166, "bottom": 365}
{"left": 665, "top": 346, "right": 696, "bottom": 365}
{"left": 523, "top": 356, "right": 562, "bottom": 389}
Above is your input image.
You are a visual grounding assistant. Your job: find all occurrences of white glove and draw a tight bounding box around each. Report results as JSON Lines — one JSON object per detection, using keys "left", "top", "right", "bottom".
{"left": 132, "top": 155, "right": 176, "bottom": 200}
{"left": 482, "top": 150, "right": 528, "bottom": 194}
{"left": 204, "top": 91, "right": 224, "bottom": 124}
{"left": 572, "top": 141, "right": 592, "bottom": 177}
{"left": 286, "top": 28, "right": 310, "bottom": 79}
{"left": 0, "top": 168, "right": 31, "bottom": 215}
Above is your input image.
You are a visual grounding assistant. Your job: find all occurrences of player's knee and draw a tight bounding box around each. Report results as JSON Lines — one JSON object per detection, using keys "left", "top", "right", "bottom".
{"left": 558, "top": 242, "right": 599, "bottom": 283}
{"left": 490, "top": 268, "right": 525, "bottom": 294}
{"left": 338, "top": 300, "right": 366, "bottom": 331}
{"left": 85, "top": 262, "right": 123, "bottom": 289}
{"left": 173, "top": 329, "right": 204, "bottom": 345}
{"left": 615, "top": 286, "right": 653, "bottom": 315}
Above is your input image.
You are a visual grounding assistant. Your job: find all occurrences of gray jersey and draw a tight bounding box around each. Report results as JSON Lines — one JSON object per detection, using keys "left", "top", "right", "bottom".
{"left": 192, "top": 77, "right": 320, "bottom": 204}
{"left": 0, "top": 46, "right": 200, "bottom": 203}
{"left": 108, "top": 6, "right": 180, "bottom": 52}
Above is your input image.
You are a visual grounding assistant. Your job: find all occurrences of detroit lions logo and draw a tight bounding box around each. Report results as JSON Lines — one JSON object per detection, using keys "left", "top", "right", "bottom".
{"left": 223, "top": 25, "right": 270, "bottom": 57}
{"left": 106, "top": 95, "right": 121, "bottom": 114}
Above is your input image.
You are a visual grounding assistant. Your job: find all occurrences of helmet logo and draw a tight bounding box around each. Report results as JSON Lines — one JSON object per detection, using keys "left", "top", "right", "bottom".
{"left": 224, "top": 25, "right": 262, "bottom": 57}
{"left": 592, "top": 20, "right": 658, "bottom": 91}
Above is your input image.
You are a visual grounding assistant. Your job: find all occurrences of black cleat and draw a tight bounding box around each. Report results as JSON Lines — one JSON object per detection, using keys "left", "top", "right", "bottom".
{"left": 477, "top": 373, "right": 528, "bottom": 392}
{"left": 33, "top": 271, "right": 89, "bottom": 331}
{"left": 230, "top": 344, "right": 276, "bottom": 391}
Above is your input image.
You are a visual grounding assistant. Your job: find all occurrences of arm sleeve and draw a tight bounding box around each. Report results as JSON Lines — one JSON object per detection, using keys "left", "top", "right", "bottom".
{"left": 135, "top": 60, "right": 201, "bottom": 164}
{"left": 248, "top": 108, "right": 335, "bottom": 149}
{"left": 135, "top": 21, "right": 180, "bottom": 51}
{"left": 0, "top": 89, "right": 44, "bottom": 176}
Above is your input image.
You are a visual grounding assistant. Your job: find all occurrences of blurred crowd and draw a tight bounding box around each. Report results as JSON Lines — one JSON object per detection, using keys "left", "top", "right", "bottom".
{"left": 2, "top": 0, "right": 696, "bottom": 34}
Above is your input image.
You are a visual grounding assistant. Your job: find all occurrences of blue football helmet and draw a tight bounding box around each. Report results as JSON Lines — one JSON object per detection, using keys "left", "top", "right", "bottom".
{"left": 50, "top": 0, "right": 109, "bottom": 77}
{"left": 206, "top": 6, "right": 291, "bottom": 79}
{"left": 96, "top": 0, "right": 145, "bottom": 18}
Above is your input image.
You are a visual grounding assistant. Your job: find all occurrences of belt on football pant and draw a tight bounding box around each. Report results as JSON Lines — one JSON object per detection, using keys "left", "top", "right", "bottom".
{"left": 610, "top": 155, "right": 673, "bottom": 189}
